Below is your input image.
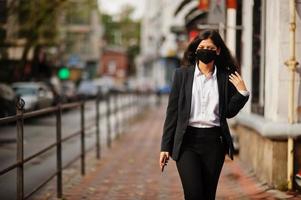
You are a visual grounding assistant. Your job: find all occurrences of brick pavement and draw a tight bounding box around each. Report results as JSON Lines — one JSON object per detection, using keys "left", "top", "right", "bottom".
{"left": 38, "top": 103, "right": 301, "bottom": 200}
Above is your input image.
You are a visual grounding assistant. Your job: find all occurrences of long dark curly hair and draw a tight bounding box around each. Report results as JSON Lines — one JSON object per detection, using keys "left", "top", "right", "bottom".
{"left": 182, "top": 30, "right": 238, "bottom": 72}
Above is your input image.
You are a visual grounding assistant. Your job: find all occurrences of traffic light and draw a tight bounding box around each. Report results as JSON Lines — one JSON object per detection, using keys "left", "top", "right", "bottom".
{"left": 58, "top": 67, "right": 70, "bottom": 80}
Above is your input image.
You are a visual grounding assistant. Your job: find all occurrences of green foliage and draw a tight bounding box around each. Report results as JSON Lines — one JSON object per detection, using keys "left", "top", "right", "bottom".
{"left": 2, "top": 0, "right": 99, "bottom": 81}
{"left": 5, "top": 0, "right": 98, "bottom": 51}
{"left": 101, "top": 5, "right": 141, "bottom": 75}
{"left": 101, "top": 5, "right": 140, "bottom": 50}
{"left": 17, "top": 0, "right": 67, "bottom": 45}
{"left": 64, "top": 0, "right": 97, "bottom": 25}
{"left": 101, "top": 13, "right": 119, "bottom": 46}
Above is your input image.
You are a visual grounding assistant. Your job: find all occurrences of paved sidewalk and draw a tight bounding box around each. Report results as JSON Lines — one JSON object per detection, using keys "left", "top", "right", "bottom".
{"left": 40, "top": 103, "right": 301, "bottom": 200}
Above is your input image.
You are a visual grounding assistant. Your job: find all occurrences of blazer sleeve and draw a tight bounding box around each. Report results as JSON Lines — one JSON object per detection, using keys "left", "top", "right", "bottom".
{"left": 160, "top": 68, "right": 181, "bottom": 153}
{"left": 225, "top": 72, "right": 250, "bottom": 119}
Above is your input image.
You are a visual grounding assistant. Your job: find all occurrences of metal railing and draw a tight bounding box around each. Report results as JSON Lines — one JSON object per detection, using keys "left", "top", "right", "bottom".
{"left": 0, "top": 91, "right": 154, "bottom": 200}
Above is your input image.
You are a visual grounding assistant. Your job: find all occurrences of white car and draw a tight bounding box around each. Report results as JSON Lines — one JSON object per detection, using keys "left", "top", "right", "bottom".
{"left": 77, "top": 80, "right": 98, "bottom": 99}
{"left": 12, "top": 82, "right": 54, "bottom": 111}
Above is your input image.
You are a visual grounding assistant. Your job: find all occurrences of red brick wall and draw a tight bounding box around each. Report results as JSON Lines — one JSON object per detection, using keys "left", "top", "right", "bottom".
{"left": 99, "top": 50, "right": 129, "bottom": 79}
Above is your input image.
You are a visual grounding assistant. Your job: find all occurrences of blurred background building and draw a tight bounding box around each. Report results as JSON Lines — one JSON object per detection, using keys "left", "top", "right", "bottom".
{"left": 232, "top": 0, "right": 301, "bottom": 190}
{"left": 0, "top": 0, "right": 102, "bottom": 82}
{"left": 59, "top": 0, "right": 102, "bottom": 81}
{"left": 99, "top": 46, "right": 129, "bottom": 86}
{"left": 137, "top": 0, "right": 182, "bottom": 93}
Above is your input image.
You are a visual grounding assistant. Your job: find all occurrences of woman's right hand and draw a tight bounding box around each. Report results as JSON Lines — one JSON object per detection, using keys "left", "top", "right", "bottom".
{"left": 159, "top": 151, "right": 170, "bottom": 171}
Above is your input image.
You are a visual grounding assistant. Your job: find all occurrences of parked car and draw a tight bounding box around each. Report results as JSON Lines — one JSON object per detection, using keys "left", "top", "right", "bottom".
{"left": 77, "top": 80, "right": 98, "bottom": 100}
{"left": 0, "top": 83, "right": 16, "bottom": 118}
{"left": 157, "top": 85, "right": 171, "bottom": 94}
{"left": 93, "top": 77, "right": 113, "bottom": 98}
{"left": 12, "top": 82, "right": 54, "bottom": 112}
{"left": 61, "top": 81, "right": 78, "bottom": 102}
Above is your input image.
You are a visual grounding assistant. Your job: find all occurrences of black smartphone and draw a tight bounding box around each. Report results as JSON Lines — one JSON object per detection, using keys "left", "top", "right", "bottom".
{"left": 161, "top": 156, "right": 167, "bottom": 172}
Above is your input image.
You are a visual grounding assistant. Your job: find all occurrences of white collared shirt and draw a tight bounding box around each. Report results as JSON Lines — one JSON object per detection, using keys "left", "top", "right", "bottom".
{"left": 188, "top": 63, "right": 249, "bottom": 128}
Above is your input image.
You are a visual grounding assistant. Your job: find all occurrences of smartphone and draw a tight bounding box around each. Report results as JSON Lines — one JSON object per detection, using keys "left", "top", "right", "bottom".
{"left": 161, "top": 155, "right": 167, "bottom": 172}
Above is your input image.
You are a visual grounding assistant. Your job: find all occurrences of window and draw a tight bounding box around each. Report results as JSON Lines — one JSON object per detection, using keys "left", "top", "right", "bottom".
{"left": 236, "top": 0, "right": 242, "bottom": 66}
{"left": 251, "top": 0, "right": 266, "bottom": 116}
{"left": 108, "top": 60, "right": 117, "bottom": 75}
{"left": 0, "top": 0, "right": 7, "bottom": 24}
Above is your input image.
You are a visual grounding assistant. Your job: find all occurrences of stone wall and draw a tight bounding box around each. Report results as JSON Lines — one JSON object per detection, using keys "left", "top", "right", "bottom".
{"left": 233, "top": 124, "right": 288, "bottom": 189}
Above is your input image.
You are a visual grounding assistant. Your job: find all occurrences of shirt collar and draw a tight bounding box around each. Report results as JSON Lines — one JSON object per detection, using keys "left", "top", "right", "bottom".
{"left": 194, "top": 63, "right": 217, "bottom": 79}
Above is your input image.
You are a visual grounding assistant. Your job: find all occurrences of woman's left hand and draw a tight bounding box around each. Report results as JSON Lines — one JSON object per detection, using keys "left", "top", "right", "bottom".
{"left": 229, "top": 71, "right": 248, "bottom": 91}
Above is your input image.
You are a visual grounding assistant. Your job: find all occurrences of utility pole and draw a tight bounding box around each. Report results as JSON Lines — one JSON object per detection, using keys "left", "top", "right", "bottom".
{"left": 285, "top": 0, "right": 299, "bottom": 190}
{"left": 226, "top": 0, "right": 237, "bottom": 56}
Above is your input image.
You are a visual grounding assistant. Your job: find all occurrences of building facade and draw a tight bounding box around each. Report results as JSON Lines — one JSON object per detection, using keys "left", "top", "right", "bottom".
{"left": 99, "top": 47, "right": 129, "bottom": 87}
{"left": 59, "top": 0, "right": 102, "bottom": 81}
{"left": 137, "top": 0, "right": 183, "bottom": 92}
{"left": 146, "top": 0, "right": 301, "bottom": 190}
{"left": 234, "top": 0, "right": 301, "bottom": 189}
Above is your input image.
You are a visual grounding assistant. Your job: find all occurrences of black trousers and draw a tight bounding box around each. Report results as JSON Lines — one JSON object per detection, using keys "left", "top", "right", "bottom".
{"left": 176, "top": 126, "right": 226, "bottom": 200}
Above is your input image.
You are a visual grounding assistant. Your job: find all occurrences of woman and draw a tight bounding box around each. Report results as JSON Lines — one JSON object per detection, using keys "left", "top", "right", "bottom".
{"left": 159, "top": 30, "right": 250, "bottom": 200}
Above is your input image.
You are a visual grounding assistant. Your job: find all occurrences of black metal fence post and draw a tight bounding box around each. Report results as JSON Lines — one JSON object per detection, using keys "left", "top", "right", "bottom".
{"left": 127, "top": 93, "right": 131, "bottom": 129}
{"left": 16, "top": 98, "right": 25, "bottom": 200}
{"left": 123, "top": 93, "right": 127, "bottom": 131}
{"left": 96, "top": 94, "right": 101, "bottom": 159}
{"left": 136, "top": 92, "right": 140, "bottom": 114}
{"left": 115, "top": 93, "right": 120, "bottom": 139}
{"left": 80, "top": 102, "right": 85, "bottom": 175}
{"left": 106, "top": 94, "right": 111, "bottom": 148}
{"left": 130, "top": 92, "right": 137, "bottom": 119}
{"left": 130, "top": 93, "right": 134, "bottom": 121}
{"left": 119, "top": 93, "right": 123, "bottom": 135}
{"left": 56, "top": 103, "right": 63, "bottom": 198}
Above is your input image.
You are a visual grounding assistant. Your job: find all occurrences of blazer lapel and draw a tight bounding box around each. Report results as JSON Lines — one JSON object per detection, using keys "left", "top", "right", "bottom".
{"left": 184, "top": 64, "right": 226, "bottom": 119}
{"left": 184, "top": 65, "right": 195, "bottom": 117}
{"left": 217, "top": 66, "right": 226, "bottom": 118}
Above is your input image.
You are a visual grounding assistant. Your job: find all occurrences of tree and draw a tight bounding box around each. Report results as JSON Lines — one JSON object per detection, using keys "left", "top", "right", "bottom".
{"left": 2, "top": 0, "right": 98, "bottom": 80}
{"left": 101, "top": 5, "right": 141, "bottom": 75}
{"left": 2, "top": 0, "right": 68, "bottom": 80}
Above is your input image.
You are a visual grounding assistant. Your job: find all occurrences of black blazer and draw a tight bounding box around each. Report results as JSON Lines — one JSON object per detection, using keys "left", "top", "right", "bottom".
{"left": 160, "top": 65, "right": 249, "bottom": 161}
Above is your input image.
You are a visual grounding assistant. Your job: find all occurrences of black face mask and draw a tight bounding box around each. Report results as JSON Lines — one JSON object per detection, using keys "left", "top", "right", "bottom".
{"left": 195, "top": 49, "right": 217, "bottom": 64}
